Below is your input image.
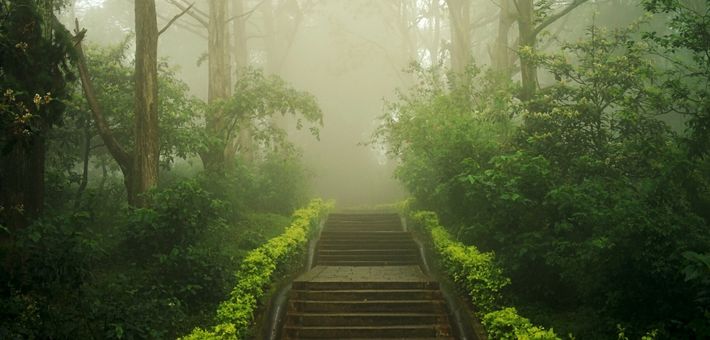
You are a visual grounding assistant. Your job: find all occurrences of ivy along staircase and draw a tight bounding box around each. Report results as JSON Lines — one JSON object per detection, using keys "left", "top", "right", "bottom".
{"left": 280, "top": 213, "right": 456, "bottom": 339}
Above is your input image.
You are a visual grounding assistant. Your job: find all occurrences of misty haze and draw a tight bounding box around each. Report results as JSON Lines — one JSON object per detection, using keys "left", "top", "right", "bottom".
{"left": 1, "top": 0, "right": 708, "bottom": 339}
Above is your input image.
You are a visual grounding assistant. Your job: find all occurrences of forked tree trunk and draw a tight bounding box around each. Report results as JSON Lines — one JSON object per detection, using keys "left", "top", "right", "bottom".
{"left": 74, "top": 1, "right": 159, "bottom": 207}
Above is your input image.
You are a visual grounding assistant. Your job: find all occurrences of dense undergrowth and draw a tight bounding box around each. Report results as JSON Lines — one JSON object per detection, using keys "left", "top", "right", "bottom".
{"left": 377, "top": 12, "right": 710, "bottom": 339}
{"left": 183, "top": 198, "right": 331, "bottom": 340}
{"left": 409, "top": 209, "right": 559, "bottom": 339}
{"left": 0, "top": 18, "right": 321, "bottom": 338}
{"left": 0, "top": 166, "right": 316, "bottom": 339}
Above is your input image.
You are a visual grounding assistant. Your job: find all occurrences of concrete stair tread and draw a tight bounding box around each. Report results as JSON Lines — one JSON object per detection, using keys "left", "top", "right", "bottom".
{"left": 281, "top": 213, "right": 456, "bottom": 339}
{"left": 288, "top": 312, "right": 442, "bottom": 316}
{"left": 284, "top": 325, "right": 446, "bottom": 329}
{"left": 292, "top": 289, "right": 437, "bottom": 293}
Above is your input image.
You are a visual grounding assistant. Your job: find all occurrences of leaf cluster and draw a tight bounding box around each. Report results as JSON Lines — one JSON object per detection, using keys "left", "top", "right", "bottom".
{"left": 181, "top": 199, "right": 332, "bottom": 340}
{"left": 408, "top": 210, "right": 559, "bottom": 339}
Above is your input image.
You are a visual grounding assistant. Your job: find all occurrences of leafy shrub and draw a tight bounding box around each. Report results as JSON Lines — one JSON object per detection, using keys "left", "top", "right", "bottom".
{"left": 250, "top": 151, "right": 311, "bottom": 215}
{"left": 182, "top": 198, "right": 332, "bottom": 340}
{"left": 411, "top": 211, "right": 509, "bottom": 314}
{"left": 0, "top": 212, "right": 98, "bottom": 339}
{"left": 483, "top": 308, "right": 559, "bottom": 340}
{"left": 382, "top": 23, "right": 710, "bottom": 338}
{"left": 409, "top": 210, "right": 559, "bottom": 339}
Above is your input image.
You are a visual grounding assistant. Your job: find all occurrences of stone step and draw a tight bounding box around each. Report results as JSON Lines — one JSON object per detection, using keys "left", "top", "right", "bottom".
{"left": 315, "top": 260, "right": 419, "bottom": 266}
{"left": 281, "top": 213, "right": 456, "bottom": 339}
{"left": 292, "top": 280, "right": 439, "bottom": 291}
{"left": 283, "top": 325, "right": 452, "bottom": 338}
{"left": 325, "top": 221, "right": 401, "bottom": 227}
{"left": 316, "top": 254, "right": 418, "bottom": 263}
{"left": 316, "top": 249, "right": 418, "bottom": 256}
{"left": 327, "top": 213, "right": 400, "bottom": 219}
{"left": 317, "top": 251, "right": 417, "bottom": 258}
{"left": 317, "top": 238, "right": 414, "bottom": 245}
{"left": 318, "top": 238, "right": 413, "bottom": 244}
{"left": 290, "top": 289, "right": 442, "bottom": 301}
{"left": 324, "top": 226, "right": 403, "bottom": 232}
{"left": 316, "top": 244, "right": 416, "bottom": 252}
{"left": 319, "top": 231, "right": 412, "bottom": 238}
{"left": 285, "top": 312, "right": 447, "bottom": 327}
{"left": 326, "top": 220, "right": 401, "bottom": 225}
{"left": 290, "top": 300, "right": 447, "bottom": 313}
{"left": 316, "top": 243, "right": 417, "bottom": 251}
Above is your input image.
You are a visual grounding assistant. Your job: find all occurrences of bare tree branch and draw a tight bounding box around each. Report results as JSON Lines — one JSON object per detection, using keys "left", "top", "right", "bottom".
{"left": 159, "top": 2, "right": 194, "bottom": 36}
{"left": 227, "top": 0, "right": 266, "bottom": 23}
{"left": 167, "top": 0, "right": 208, "bottom": 27}
{"left": 532, "top": 0, "right": 588, "bottom": 38}
{"left": 178, "top": 0, "right": 208, "bottom": 19}
{"left": 157, "top": 12, "right": 207, "bottom": 39}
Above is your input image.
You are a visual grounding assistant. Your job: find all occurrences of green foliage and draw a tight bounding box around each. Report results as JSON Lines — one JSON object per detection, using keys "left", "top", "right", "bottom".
{"left": 409, "top": 210, "right": 558, "bottom": 339}
{"left": 205, "top": 67, "right": 323, "bottom": 159}
{"left": 641, "top": 0, "right": 710, "bottom": 156}
{"left": 381, "top": 21, "right": 710, "bottom": 338}
{"left": 411, "top": 211, "right": 509, "bottom": 314}
{"left": 483, "top": 308, "right": 560, "bottom": 340}
{"left": 82, "top": 180, "right": 237, "bottom": 338}
{"left": 65, "top": 41, "right": 202, "bottom": 169}
{"left": 182, "top": 199, "right": 332, "bottom": 340}
{"left": 0, "top": 212, "right": 98, "bottom": 339}
{"left": 373, "top": 63, "right": 520, "bottom": 222}
{"left": 195, "top": 148, "right": 312, "bottom": 220}
{"left": 249, "top": 150, "right": 311, "bottom": 214}
{"left": 1, "top": 178, "right": 310, "bottom": 339}
{"left": 0, "top": 0, "right": 74, "bottom": 144}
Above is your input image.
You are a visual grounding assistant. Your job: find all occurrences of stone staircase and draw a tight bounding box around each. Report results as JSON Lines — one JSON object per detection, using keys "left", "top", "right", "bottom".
{"left": 314, "top": 213, "right": 419, "bottom": 266}
{"left": 281, "top": 213, "right": 455, "bottom": 339}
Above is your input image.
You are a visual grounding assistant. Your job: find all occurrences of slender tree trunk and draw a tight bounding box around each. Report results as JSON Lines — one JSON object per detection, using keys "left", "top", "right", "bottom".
{"left": 132, "top": 0, "right": 160, "bottom": 206}
{"left": 232, "top": 0, "right": 254, "bottom": 163}
{"left": 517, "top": 0, "right": 537, "bottom": 101}
{"left": 493, "top": 0, "right": 515, "bottom": 75}
{"left": 0, "top": 135, "right": 45, "bottom": 231}
{"left": 74, "top": 118, "right": 91, "bottom": 209}
{"left": 431, "top": 0, "right": 441, "bottom": 66}
{"left": 446, "top": 0, "right": 471, "bottom": 75}
{"left": 262, "top": 0, "right": 278, "bottom": 74}
{"left": 232, "top": 0, "right": 248, "bottom": 68}
{"left": 201, "top": 0, "right": 232, "bottom": 172}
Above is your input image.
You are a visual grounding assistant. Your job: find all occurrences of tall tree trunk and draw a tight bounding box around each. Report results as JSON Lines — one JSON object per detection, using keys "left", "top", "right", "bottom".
{"left": 232, "top": 0, "right": 248, "bottom": 68}
{"left": 493, "top": 0, "right": 515, "bottom": 75}
{"left": 232, "top": 0, "right": 254, "bottom": 163}
{"left": 74, "top": 117, "right": 91, "bottom": 209}
{"left": 517, "top": 0, "right": 537, "bottom": 101}
{"left": 446, "top": 0, "right": 471, "bottom": 75}
{"left": 132, "top": 0, "right": 160, "bottom": 206}
{"left": 0, "top": 135, "right": 45, "bottom": 231}
{"left": 262, "top": 0, "right": 278, "bottom": 74}
{"left": 201, "top": 0, "right": 232, "bottom": 173}
{"left": 430, "top": 0, "right": 441, "bottom": 67}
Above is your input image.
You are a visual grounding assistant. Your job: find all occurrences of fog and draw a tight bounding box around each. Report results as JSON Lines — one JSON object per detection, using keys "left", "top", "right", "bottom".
{"left": 68, "top": 0, "right": 429, "bottom": 207}
{"left": 65, "top": 0, "right": 645, "bottom": 207}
